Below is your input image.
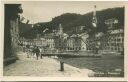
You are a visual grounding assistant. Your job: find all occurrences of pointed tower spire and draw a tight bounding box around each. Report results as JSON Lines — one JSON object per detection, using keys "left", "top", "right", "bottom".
{"left": 93, "top": 5, "right": 96, "bottom": 17}
{"left": 92, "top": 5, "right": 97, "bottom": 28}
{"left": 58, "top": 23, "right": 63, "bottom": 35}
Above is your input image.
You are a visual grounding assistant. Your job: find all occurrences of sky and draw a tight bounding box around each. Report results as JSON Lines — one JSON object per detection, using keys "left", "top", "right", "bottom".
{"left": 19, "top": 1, "right": 124, "bottom": 24}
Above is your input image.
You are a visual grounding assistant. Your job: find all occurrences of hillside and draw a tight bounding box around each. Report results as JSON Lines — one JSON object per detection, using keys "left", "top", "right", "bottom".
{"left": 20, "top": 7, "right": 124, "bottom": 39}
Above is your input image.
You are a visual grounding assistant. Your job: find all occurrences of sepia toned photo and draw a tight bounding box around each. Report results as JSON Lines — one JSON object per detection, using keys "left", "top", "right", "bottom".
{"left": 3, "top": 1, "right": 124, "bottom": 77}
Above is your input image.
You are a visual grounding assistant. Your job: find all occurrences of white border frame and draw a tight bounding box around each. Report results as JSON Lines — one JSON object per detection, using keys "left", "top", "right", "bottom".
{"left": 0, "top": 1, "right": 128, "bottom": 81}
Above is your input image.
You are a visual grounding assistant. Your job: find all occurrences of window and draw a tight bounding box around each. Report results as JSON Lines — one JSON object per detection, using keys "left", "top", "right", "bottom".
{"left": 79, "top": 47, "right": 81, "bottom": 50}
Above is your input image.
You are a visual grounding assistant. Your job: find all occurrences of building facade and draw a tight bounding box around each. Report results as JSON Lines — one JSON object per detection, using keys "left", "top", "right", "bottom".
{"left": 66, "top": 37, "right": 82, "bottom": 51}
{"left": 44, "top": 33, "right": 55, "bottom": 50}
{"left": 101, "top": 29, "right": 124, "bottom": 52}
{"left": 86, "top": 28, "right": 124, "bottom": 54}
{"left": 54, "top": 24, "right": 67, "bottom": 52}
{"left": 80, "top": 33, "right": 89, "bottom": 51}
{"left": 19, "top": 33, "right": 55, "bottom": 53}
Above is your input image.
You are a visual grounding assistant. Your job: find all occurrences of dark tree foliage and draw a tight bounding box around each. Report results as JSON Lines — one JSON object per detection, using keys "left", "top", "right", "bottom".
{"left": 19, "top": 22, "right": 32, "bottom": 38}
{"left": 5, "top": 4, "right": 23, "bottom": 20}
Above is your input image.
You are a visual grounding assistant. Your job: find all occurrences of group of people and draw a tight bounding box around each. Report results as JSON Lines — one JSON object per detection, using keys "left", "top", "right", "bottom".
{"left": 26, "top": 46, "right": 41, "bottom": 60}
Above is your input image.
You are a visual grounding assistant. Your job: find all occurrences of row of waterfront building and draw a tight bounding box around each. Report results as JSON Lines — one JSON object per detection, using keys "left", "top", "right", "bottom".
{"left": 86, "top": 28, "right": 124, "bottom": 53}
{"left": 19, "top": 23, "right": 124, "bottom": 54}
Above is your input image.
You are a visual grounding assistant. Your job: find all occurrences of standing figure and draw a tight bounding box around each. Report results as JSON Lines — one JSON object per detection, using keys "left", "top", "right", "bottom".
{"left": 26, "top": 45, "right": 30, "bottom": 58}
{"left": 35, "top": 46, "right": 40, "bottom": 60}
{"left": 40, "top": 48, "right": 43, "bottom": 59}
{"left": 32, "top": 46, "right": 36, "bottom": 58}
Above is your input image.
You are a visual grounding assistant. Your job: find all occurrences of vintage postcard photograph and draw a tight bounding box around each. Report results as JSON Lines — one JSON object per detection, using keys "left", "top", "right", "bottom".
{"left": 2, "top": 1, "right": 125, "bottom": 79}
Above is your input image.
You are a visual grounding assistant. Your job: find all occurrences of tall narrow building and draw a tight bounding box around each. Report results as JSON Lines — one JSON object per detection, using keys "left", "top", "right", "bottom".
{"left": 58, "top": 23, "right": 63, "bottom": 35}
{"left": 92, "top": 5, "right": 97, "bottom": 28}
{"left": 4, "top": 4, "right": 23, "bottom": 65}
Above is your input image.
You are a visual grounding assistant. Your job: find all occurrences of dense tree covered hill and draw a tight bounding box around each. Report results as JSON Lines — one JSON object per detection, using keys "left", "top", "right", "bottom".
{"left": 96, "top": 7, "right": 124, "bottom": 32}
{"left": 51, "top": 13, "right": 82, "bottom": 29}
{"left": 20, "top": 7, "right": 124, "bottom": 39}
{"left": 43, "top": 7, "right": 124, "bottom": 34}
{"left": 34, "top": 13, "right": 82, "bottom": 34}
{"left": 75, "top": 7, "right": 124, "bottom": 35}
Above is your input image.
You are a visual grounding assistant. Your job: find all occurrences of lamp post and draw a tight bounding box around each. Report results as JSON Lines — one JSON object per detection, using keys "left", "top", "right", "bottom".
{"left": 91, "top": 5, "right": 102, "bottom": 54}
{"left": 95, "top": 40, "right": 101, "bottom": 54}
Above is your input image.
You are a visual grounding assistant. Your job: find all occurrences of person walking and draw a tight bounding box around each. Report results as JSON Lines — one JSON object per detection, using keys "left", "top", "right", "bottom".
{"left": 32, "top": 46, "right": 36, "bottom": 58}
{"left": 39, "top": 48, "right": 43, "bottom": 59}
{"left": 35, "top": 46, "right": 40, "bottom": 60}
{"left": 26, "top": 45, "right": 30, "bottom": 58}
